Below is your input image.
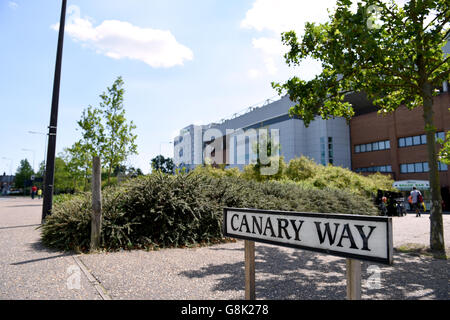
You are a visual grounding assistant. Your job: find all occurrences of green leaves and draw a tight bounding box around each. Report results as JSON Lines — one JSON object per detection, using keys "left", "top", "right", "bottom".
{"left": 67, "top": 76, "right": 138, "bottom": 185}
{"left": 273, "top": 0, "right": 449, "bottom": 119}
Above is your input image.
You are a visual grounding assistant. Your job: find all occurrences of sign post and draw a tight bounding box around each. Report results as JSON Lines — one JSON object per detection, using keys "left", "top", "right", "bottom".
{"left": 346, "top": 258, "right": 361, "bottom": 300}
{"left": 245, "top": 240, "right": 256, "bottom": 300}
{"left": 223, "top": 208, "right": 393, "bottom": 300}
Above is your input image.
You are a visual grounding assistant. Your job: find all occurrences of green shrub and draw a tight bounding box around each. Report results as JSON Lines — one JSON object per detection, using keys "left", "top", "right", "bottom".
{"left": 40, "top": 170, "right": 378, "bottom": 252}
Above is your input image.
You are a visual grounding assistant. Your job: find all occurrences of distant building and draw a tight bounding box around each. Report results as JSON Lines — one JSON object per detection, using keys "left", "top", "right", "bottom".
{"left": 173, "top": 96, "right": 352, "bottom": 171}
{"left": 1, "top": 173, "right": 14, "bottom": 195}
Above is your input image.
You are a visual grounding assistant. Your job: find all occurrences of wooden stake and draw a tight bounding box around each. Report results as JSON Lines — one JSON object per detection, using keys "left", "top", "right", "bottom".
{"left": 90, "top": 156, "right": 102, "bottom": 251}
{"left": 245, "top": 240, "right": 256, "bottom": 300}
{"left": 346, "top": 258, "right": 361, "bottom": 300}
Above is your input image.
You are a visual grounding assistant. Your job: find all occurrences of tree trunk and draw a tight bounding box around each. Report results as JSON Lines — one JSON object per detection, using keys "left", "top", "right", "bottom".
{"left": 422, "top": 82, "right": 446, "bottom": 256}
{"left": 107, "top": 163, "right": 112, "bottom": 185}
{"left": 91, "top": 156, "right": 102, "bottom": 251}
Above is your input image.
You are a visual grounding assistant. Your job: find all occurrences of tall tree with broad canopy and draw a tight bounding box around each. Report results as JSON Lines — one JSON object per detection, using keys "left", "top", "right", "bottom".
{"left": 272, "top": 0, "right": 449, "bottom": 256}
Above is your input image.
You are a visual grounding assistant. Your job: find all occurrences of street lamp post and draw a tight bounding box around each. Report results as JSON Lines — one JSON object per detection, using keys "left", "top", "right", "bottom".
{"left": 42, "top": 0, "right": 67, "bottom": 222}
{"left": 28, "top": 131, "right": 48, "bottom": 172}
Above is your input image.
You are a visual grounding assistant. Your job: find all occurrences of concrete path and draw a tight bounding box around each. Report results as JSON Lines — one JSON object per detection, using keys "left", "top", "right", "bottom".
{"left": 0, "top": 197, "right": 448, "bottom": 300}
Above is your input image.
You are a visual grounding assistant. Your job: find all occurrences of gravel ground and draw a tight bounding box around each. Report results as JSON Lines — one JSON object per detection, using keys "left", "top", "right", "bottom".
{"left": 1, "top": 197, "right": 448, "bottom": 300}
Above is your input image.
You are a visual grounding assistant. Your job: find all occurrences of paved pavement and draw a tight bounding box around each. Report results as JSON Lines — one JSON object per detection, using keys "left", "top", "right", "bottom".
{"left": 0, "top": 197, "right": 448, "bottom": 300}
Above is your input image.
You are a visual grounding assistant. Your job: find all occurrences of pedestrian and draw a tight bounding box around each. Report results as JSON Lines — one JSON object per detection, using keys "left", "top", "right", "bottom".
{"left": 37, "top": 188, "right": 42, "bottom": 199}
{"left": 379, "top": 196, "right": 388, "bottom": 216}
{"left": 31, "top": 185, "right": 37, "bottom": 200}
{"left": 410, "top": 186, "right": 423, "bottom": 217}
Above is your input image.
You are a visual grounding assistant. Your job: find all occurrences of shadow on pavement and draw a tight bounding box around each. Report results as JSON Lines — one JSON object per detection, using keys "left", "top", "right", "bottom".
{"left": 180, "top": 245, "right": 449, "bottom": 300}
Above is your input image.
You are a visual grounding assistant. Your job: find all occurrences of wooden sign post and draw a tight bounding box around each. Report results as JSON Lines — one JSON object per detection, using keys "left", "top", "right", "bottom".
{"left": 346, "top": 258, "right": 361, "bottom": 300}
{"left": 245, "top": 240, "right": 256, "bottom": 300}
{"left": 223, "top": 208, "right": 393, "bottom": 300}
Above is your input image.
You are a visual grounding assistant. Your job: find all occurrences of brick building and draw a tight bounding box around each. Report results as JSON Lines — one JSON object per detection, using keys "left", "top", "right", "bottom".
{"left": 350, "top": 92, "right": 450, "bottom": 209}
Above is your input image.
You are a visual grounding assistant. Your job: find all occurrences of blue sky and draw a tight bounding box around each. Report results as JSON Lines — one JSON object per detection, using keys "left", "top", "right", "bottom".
{"left": 0, "top": 0, "right": 338, "bottom": 174}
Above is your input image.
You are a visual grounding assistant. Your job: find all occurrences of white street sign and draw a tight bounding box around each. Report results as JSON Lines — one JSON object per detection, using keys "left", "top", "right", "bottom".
{"left": 223, "top": 208, "right": 393, "bottom": 265}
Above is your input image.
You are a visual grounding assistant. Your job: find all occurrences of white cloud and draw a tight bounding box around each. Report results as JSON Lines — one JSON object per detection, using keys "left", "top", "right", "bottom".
{"left": 241, "top": 0, "right": 339, "bottom": 80}
{"left": 241, "top": 0, "right": 337, "bottom": 35}
{"left": 8, "top": 1, "right": 18, "bottom": 9}
{"left": 52, "top": 5, "right": 193, "bottom": 68}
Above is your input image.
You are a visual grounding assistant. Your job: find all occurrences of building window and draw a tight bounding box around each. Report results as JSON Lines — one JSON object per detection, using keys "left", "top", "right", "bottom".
{"left": 399, "top": 161, "right": 447, "bottom": 173}
{"left": 328, "top": 137, "right": 334, "bottom": 165}
{"left": 320, "top": 137, "right": 326, "bottom": 165}
{"left": 398, "top": 132, "right": 445, "bottom": 148}
{"left": 354, "top": 140, "right": 390, "bottom": 154}
{"left": 438, "top": 162, "right": 448, "bottom": 171}
{"left": 437, "top": 132, "right": 446, "bottom": 140}
{"left": 355, "top": 165, "right": 393, "bottom": 173}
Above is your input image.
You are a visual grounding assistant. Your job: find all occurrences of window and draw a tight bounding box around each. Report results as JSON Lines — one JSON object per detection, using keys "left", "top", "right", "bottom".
{"left": 398, "top": 132, "right": 446, "bottom": 148}
{"left": 421, "top": 135, "right": 427, "bottom": 144}
{"left": 415, "top": 162, "right": 423, "bottom": 173}
{"left": 400, "top": 164, "right": 408, "bottom": 173}
{"left": 407, "top": 163, "right": 415, "bottom": 173}
{"left": 405, "top": 137, "right": 413, "bottom": 146}
{"left": 439, "top": 162, "right": 448, "bottom": 171}
{"left": 423, "top": 162, "right": 429, "bottom": 172}
{"left": 356, "top": 165, "right": 392, "bottom": 173}
{"left": 372, "top": 142, "right": 379, "bottom": 151}
{"left": 354, "top": 140, "right": 390, "bottom": 154}
{"left": 437, "top": 132, "right": 446, "bottom": 141}
{"left": 328, "top": 137, "right": 334, "bottom": 165}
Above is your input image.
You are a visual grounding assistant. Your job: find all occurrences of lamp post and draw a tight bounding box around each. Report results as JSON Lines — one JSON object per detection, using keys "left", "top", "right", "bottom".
{"left": 28, "top": 131, "right": 48, "bottom": 170}
{"left": 42, "top": 0, "right": 67, "bottom": 222}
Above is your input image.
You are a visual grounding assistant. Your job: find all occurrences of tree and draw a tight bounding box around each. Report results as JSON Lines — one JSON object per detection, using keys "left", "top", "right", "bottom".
{"left": 272, "top": 0, "right": 449, "bottom": 256}
{"left": 100, "top": 77, "right": 138, "bottom": 184}
{"left": 75, "top": 76, "right": 138, "bottom": 184}
{"left": 64, "top": 141, "right": 93, "bottom": 191}
{"left": 14, "top": 159, "right": 34, "bottom": 193}
{"left": 151, "top": 155, "right": 175, "bottom": 174}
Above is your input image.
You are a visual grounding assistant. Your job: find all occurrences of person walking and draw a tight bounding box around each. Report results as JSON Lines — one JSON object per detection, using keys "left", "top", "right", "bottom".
{"left": 379, "top": 196, "right": 388, "bottom": 216}
{"left": 410, "top": 186, "right": 423, "bottom": 217}
{"left": 37, "top": 188, "right": 42, "bottom": 199}
{"left": 31, "top": 185, "right": 37, "bottom": 200}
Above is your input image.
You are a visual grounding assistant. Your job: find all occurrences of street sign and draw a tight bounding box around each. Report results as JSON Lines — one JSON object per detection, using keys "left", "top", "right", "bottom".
{"left": 223, "top": 208, "right": 393, "bottom": 265}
